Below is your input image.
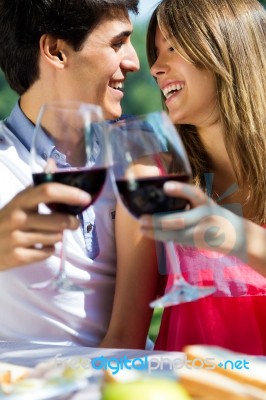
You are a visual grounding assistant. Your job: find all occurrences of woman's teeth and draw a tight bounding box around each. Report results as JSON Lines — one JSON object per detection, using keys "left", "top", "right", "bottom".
{"left": 163, "top": 83, "right": 184, "bottom": 99}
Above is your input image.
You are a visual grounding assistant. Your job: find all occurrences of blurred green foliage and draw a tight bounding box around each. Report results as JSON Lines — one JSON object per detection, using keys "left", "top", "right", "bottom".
{"left": 0, "top": 71, "right": 18, "bottom": 119}
{"left": 149, "top": 307, "right": 163, "bottom": 342}
{"left": 122, "top": 21, "right": 162, "bottom": 115}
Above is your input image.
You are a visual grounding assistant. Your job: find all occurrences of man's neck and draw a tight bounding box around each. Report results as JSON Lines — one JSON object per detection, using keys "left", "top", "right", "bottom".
{"left": 20, "top": 82, "right": 57, "bottom": 125}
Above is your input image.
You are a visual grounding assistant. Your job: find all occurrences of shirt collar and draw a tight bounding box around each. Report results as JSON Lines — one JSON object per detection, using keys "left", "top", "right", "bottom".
{"left": 4, "top": 101, "right": 62, "bottom": 162}
{"left": 5, "top": 101, "right": 102, "bottom": 167}
{"left": 4, "top": 101, "right": 35, "bottom": 152}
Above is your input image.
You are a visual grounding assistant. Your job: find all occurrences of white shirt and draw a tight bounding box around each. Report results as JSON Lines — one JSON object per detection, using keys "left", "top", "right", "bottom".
{"left": 0, "top": 118, "right": 117, "bottom": 346}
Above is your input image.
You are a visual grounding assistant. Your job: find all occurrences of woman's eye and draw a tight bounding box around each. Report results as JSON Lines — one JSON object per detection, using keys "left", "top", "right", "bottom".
{"left": 169, "top": 46, "right": 175, "bottom": 52}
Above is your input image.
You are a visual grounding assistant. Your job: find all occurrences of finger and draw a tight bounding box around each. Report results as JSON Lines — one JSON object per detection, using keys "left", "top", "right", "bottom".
{"left": 12, "top": 183, "right": 91, "bottom": 210}
{"left": 140, "top": 214, "right": 186, "bottom": 230}
{"left": 163, "top": 181, "right": 213, "bottom": 208}
{"left": 0, "top": 246, "right": 56, "bottom": 270}
{"left": 0, "top": 208, "right": 79, "bottom": 234}
{"left": 21, "top": 213, "right": 80, "bottom": 232}
{"left": 140, "top": 205, "right": 216, "bottom": 231}
{"left": 139, "top": 226, "right": 157, "bottom": 240}
{"left": 141, "top": 224, "right": 196, "bottom": 245}
{"left": 6, "top": 230, "right": 64, "bottom": 248}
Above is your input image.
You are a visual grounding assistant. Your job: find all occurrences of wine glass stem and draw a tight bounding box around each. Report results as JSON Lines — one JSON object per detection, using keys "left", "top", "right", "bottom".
{"left": 165, "top": 241, "right": 183, "bottom": 282}
{"left": 59, "top": 230, "right": 68, "bottom": 280}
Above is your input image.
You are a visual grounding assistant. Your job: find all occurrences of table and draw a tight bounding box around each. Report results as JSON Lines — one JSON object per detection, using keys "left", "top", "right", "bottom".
{"left": 1, "top": 343, "right": 266, "bottom": 400}
{"left": 0, "top": 342, "right": 182, "bottom": 399}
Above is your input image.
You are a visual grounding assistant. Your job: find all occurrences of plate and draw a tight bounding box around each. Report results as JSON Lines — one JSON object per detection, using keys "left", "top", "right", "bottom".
{"left": 0, "top": 379, "right": 88, "bottom": 400}
{"left": 0, "top": 358, "right": 91, "bottom": 400}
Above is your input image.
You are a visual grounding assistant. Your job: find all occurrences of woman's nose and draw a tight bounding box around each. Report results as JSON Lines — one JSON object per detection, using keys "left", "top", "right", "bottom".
{"left": 150, "top": 57, "right": 165, "bottom": 78}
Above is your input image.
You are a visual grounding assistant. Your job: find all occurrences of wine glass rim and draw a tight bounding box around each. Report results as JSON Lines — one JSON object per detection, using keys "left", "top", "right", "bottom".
{"left": 116, "top": 110, "right": 168, "bottom": 122}
{"left": 110, "top": 109, "right": 192, "bottom": 176}
{"left": 39, "top": 100, "right": 103, "bottom": 114}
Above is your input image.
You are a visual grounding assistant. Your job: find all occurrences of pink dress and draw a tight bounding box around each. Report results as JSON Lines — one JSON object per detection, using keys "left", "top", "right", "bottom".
{"left": 155, "top": 240, "right": 266, "bottom": 355}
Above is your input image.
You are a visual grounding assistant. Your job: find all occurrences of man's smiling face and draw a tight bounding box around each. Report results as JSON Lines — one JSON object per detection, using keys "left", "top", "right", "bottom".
{"left": 60, "top": 14, "right": 140, "bottom": 120}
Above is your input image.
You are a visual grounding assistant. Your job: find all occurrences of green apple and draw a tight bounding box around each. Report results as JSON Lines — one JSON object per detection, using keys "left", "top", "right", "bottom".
{"left": 102, "top": 378, "right": 191, "bottom": 400}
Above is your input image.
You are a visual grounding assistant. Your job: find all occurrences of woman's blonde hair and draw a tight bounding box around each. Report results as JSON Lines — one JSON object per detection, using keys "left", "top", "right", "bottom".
{"left": 147, "top": 0, "right": 266, "bottom": 223}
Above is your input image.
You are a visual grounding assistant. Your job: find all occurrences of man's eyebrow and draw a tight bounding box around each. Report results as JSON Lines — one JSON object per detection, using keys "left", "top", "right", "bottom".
{"left": 112, "top": 30, "right": 132, "bottom": 39}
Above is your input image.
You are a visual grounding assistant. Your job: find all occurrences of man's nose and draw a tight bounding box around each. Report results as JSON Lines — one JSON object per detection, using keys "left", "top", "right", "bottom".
{"left": 122, "top": 44, "right": 140, "bottom": 72}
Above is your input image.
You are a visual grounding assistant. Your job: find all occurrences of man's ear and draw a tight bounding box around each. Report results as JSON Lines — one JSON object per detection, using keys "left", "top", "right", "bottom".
{"left": 39, "top": 34, "right": 67, "bottom": 68}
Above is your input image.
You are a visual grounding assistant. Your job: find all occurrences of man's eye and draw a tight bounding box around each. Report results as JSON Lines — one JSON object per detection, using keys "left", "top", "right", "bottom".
{"left": 113, "top": 41, "right": 123, "bottom": 49}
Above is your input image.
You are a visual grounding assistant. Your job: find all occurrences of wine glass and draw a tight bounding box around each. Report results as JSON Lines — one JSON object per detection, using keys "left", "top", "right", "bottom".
{"left": 109, "top": 111, "right": 216, "bottom": 308}
{"left": 30, "top": 100, "right": 108, "bottom": 292}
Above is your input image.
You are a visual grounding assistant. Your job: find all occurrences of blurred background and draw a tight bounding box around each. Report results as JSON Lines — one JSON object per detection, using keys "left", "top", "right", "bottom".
{"left": 1, "top": 0, "right": 265, "bottom": 119}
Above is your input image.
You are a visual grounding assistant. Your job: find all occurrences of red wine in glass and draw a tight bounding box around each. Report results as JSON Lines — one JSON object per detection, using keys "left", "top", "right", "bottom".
{"left": 33, "top": 167, "right": 107, "bottom": 215}
{"left": 116, "top": 173, "right": 190, "bottom": 218}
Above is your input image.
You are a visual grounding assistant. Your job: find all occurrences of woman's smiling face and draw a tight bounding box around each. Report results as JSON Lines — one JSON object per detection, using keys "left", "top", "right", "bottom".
{"left": 150, "top": 26, "right": 219, "bottom": 129}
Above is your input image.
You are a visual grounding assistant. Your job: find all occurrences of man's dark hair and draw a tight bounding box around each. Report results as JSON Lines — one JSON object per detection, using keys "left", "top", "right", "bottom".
{"left": 0, "top": 0, "right": 139, "bottom": 95}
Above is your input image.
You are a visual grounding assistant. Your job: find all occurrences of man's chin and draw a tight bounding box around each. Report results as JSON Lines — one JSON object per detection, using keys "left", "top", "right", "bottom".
{"left": 103, "top": 105, "right": 122, "bottom": 121}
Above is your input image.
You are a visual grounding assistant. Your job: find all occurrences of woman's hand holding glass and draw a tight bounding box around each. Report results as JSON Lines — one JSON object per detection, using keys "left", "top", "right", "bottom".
{"left": 140, "top": 182, "right": 248, "bottom": 262}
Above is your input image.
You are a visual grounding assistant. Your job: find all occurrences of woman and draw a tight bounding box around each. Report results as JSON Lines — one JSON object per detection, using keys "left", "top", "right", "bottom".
{"left": 143, "top": 0, "right": 266, "bottom": 354}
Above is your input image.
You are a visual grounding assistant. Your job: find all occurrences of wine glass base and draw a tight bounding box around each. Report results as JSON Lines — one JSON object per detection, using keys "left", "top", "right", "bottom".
{"left": 28, "top": 277, "right": 93, "bottom": 294}
{"left": 150, "top": 283, "right": 216, "bottom": 308}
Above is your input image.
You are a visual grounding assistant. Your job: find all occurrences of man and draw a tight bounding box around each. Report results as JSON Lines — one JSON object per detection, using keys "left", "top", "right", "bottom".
{"left": 0, "top": 0, "right": 157, "bottom": 347}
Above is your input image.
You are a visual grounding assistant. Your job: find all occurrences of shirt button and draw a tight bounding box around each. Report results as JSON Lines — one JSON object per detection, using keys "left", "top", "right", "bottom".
{"left": 42, "top": 152, "right": 47, "bottom": 160}
{"left": 87, "top": 223, "right": 93, "bottom": 233}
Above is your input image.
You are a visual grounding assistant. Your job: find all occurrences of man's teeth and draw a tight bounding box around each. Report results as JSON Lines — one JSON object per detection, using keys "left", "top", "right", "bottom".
{"left": 110, "top": 82, "right": 124, "bottom": 90}
{"left": 163, "top": 83, "right": 184, "bottom": 99}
